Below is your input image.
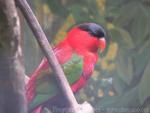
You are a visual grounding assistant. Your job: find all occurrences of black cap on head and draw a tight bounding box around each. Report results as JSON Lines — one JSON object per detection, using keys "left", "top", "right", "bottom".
{"left": 78, "top": 23, "right": 106, "bottom": 39}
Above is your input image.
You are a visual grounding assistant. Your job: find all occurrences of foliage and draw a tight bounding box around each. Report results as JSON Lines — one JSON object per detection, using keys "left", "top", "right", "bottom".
{"left": 24, "top": 0, "right": 150, "bottom": 112}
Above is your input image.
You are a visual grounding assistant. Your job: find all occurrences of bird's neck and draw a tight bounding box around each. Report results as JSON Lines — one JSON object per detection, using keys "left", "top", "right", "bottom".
{"left": 53, "top": 40, "right": 73, "bottom": 64}
{"left": 53, "top": 39, "right": 98, "bottom": 64}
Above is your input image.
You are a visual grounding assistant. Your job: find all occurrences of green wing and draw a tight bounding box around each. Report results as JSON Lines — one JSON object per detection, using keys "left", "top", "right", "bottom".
{"left": 29, "top": 54, "right": 83, "bottom": 110}
{"left": 62, "top": 54, "right": 83, "bottom": 84}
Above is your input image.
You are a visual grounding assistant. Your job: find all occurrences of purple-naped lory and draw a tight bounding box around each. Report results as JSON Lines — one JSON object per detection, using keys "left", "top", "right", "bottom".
{"left": 26, "top": 23, "right": 106, "bottom": 113}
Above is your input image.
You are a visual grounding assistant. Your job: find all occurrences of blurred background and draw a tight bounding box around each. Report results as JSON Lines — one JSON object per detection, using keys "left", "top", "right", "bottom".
{"left": 23, "top": 0, "right": 150, "bottom": 113}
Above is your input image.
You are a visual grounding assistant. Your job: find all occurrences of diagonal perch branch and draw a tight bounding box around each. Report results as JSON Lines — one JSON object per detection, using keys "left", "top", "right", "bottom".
{"left": 15, "top": 0, "right": 78, "bottom": 110}
{"left": 15, "top": 0, "right": 94, "bottom": 113}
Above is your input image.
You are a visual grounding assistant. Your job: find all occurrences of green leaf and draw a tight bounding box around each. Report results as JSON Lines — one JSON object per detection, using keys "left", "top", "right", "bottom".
{"left": 116, "top": 86, "right": 141, "bottom": 108}
{"left": 115, "top": 2, "right": 150, "bottom": 45}
{"left": 68, "top": 0, "right": 101, "bottom": 23}
{"left": 115, "top": 50, "right": 134, "bottom": 85}
{"left": 115, "top": 1, "right": 137, "bottom": 27}
{"left": 46, "top": 0, "right": 68, "bottom": 16}
{"left": 96, "top": 86, "right": 141, "bottom": 113}
{"left": 130, "top": 4, "right": 150, "bottom": 45}
{"left": 69, "top": 5, "right": 94, "bottom": 23}
{"left": 133, "top": 41, "right": 150, "bottom": 75}
{"left": 105, "top": 0, "right": 123, "bottom": 19}
{"left": 113, "top": 73, "right": 128, "bottom": 95}
{"left": 139, "top": 62, "right": 150, "bottom": 104}
{"left": 109, "top": 27, "right": 134, "bottom": 49}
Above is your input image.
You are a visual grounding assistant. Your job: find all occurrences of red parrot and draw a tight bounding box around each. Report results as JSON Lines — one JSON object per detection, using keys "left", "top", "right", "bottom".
{"left": 26, "top": 23, "right": 106, "bottom": 113}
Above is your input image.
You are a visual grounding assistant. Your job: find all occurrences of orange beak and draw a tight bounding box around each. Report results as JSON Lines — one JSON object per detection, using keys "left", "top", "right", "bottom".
{"left": 99, "top": 37, "right": 106, "bottom": 53}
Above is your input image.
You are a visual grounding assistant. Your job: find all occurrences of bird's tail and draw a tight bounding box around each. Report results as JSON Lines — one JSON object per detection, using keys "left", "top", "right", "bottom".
{"left": 26, "top": 58, "right": 48, "bottom": 102}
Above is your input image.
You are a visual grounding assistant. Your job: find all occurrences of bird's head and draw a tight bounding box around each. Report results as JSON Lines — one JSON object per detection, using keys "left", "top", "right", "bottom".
{"left": 66, "top": 23, "right": 106, "bottom": 54}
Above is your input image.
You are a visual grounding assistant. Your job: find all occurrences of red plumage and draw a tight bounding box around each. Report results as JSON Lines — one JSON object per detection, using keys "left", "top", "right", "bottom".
{"left": 26, "top": 23, "right": 106, "bottom": 113}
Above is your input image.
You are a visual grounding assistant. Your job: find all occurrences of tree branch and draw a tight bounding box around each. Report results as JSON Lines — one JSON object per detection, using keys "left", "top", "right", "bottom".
{"left": 0, "top": 0, "right": 27, "bottom": 113}
{"left": 15, "top": 0, "right": 79, "bottom": 112}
